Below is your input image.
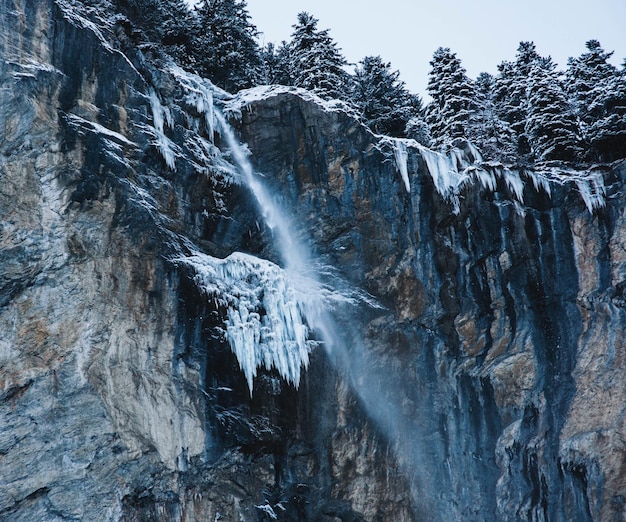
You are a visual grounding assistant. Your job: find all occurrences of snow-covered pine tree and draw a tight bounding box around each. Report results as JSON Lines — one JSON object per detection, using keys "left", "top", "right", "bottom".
{"left": 193, "top": 0, "right": 262, "bottom": 92}
{"left": 289, "top": 12, "right": 349, "bottom": 100}
{"left": 525, "top": 64, "right": 583, "bottom": 162}
{"left": 260, "top": 42, "right": 293, "bottom": 86}
{"left": 425, "top": 47, "right": 479, "bottom": 149}
{"left": 493, "top": 41, "right": 554, "bottom": 160}
{"left": 351, "top": 55, "right": 421, "bottom": 137}
{"left": 405, "top": 117, "right": 432, "bottom": 147}
{"left": 566, "top": 40, "right": 626, "bottom": 162}
{"left": 118, "top": 0, "right": 194, "bottom": 61}
{"left": 470, "top": 72, "right": 516, "bottom": 162}
{"left": 588, "top": 70, "right": 626, "bottom": 162}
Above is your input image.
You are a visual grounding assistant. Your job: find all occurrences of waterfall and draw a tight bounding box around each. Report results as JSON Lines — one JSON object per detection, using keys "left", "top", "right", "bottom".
{"left": 213, "top": 111, "right": 433, "bottom": 508}
{"left": 214, "top": 110, "right": 338, "bottom": 353}
{"left": 215, "top": 112, "right": 308, "bottom": 271}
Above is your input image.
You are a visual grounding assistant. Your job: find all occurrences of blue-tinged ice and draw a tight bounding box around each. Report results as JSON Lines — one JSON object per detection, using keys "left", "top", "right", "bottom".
{"left": 502, "top": 168, "right": 525, "bottom": 202}
{"left": 418, "top": 145, "right": 464, "bottom": 210}
{"left": 392, "top": 139, "right": 411, "bottom": 193}
{"left": 176, "top": 252, "right": 324, "bottom": 394}
{"left": 575, "top": 174, "right": 606, "bottom": 212}
{"left": 171, "top": 66, "right": 218, "bottom": 139}
{"left": 149, "top": 89, "right": 177, "bottom": 170}
{"left": 526, "top": 170, "right": 552, "bottom": 197}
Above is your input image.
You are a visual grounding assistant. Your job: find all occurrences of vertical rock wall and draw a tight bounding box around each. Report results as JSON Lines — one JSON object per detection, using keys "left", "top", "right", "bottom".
{"left": 1, "top": 0, "right": 625, "bottom": 520}
{"left": 235, "top": 92, "right": 626, "bottom": 521}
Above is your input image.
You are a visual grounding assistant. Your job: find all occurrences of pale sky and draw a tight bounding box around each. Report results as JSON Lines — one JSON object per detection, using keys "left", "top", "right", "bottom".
{"left": 246, "top": 0, "right": 626, "bottom": 99}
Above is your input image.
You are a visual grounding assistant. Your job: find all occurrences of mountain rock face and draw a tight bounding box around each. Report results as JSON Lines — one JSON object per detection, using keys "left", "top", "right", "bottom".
{"left": 1, "top": 1, "right": 625, "bottom": 521}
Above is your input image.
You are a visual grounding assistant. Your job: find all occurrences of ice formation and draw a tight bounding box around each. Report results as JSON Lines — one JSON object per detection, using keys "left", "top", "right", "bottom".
{"left": 575, "top": 174, "right": 606, "bottom": 212}
{"left": 149, "top": 88, "right": 178, "bottom": 170}
{"left": 171, "top": 65, "right": 218, "bottom": 139}
{"left": 392, "top": 139, "right": 411, "bottom": 193}
{"left": 415, "top": 141, "right": 604, "bottom": 214}
{"left": 177, "top": 252, "right": 322, "bottom": 394}
{"left": 165, "top": 71, "right": 607, "bottom": 398}
{"left": 418, "top": 145, "right": 464, "bottom": 201}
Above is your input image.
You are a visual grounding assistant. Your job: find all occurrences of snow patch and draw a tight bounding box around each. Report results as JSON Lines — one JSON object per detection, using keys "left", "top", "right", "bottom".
{"left": 65, "top": 113, "right": 136, "bottom": 147}
{"left": 9, "top": 59, "right": 63, "bottom": 78}
{"left": 224, "top": 84, "right": 357, "bottom": 120}
{"left": 256, "top": 503, "right": 278, "bottom": 520}
{"left": 64, "top": 113, "right": 136, "bottom": 168}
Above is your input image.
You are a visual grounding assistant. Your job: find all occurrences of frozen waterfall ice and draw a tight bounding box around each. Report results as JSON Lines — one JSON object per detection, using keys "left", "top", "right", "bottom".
{"left": 175, "top": 251, "right": 322, "bottom": 394}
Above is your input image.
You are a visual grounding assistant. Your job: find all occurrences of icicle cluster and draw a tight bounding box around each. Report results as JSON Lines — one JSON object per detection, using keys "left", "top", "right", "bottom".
{"left": 171, "top": 65, "right": 218, "bottom": 138}
{"left": 178, "top": 252, "right": 324, "bottom": 394}
{"left": 148, "top": 88, "right": 178, "bottom": 170}
{"left": 415, "top": 141, "right": 604, "bottom": 214}
{"left": 392, "top": 139, "right": 411, "bottom": 193}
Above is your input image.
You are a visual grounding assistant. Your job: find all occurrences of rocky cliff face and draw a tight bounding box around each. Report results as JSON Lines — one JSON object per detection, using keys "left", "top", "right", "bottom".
{"left": 1, "top": 1, "right": 625, "bottom": 521}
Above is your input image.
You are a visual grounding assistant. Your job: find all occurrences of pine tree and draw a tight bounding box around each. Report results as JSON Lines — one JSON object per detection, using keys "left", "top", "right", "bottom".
{"left": 493, "top": 42, "right": 554, "bottom": 159}
{"left": 425, "top": 47, "right": 479, "bottom": 149}
{"left": 118, "top": 0, "right": 194, "bottom": 61}
{"left": 470, "top": 72, "right": 516, "bottom": 161}
{"left": 525, "top": 64, "right": 583, "bottom": 162}
{"left": 260, "top": 41, "right": 293, "bottom": 86}
{"left": 351, "top": 55, "right": 421, "bottom": 137}
{"left": 588, "top": 71, "right": 626, "bottom": 161}
{"left": 193, "top": 0, "right": 262, "bottom": 92}
{"left": 566, "top": 40, "right": 626, "bottom": 162}
{"left": 289, "top": 12, "right": 349, "bottom": 100}
{"left": 405, "top": 117, "right": 432, "bottom": 147}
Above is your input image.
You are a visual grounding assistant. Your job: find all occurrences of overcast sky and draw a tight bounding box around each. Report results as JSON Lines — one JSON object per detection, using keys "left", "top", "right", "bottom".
{"left": 246, "top": 0, "right": 626, "bottom": 98}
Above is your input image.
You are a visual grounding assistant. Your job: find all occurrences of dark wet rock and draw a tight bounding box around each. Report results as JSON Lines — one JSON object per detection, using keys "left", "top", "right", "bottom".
{"left": 1, "top": 1, "right": 625, "bottom": 521}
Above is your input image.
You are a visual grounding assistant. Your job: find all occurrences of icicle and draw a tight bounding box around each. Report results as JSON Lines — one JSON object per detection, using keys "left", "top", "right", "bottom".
{"left": 465, "top": 141, "right": 484, "bottom": 163}
{"left": 392, "top": 140, "right": 411, "bottom": 193}
{"left": 526, "top": 170, "right": 552, "bottom": 197}
{"left": 418, "top": 145, "right": 462, "bottom": 199}
{"left": 470, "top": 168, "right": 497, "bottom": 191}
{"left": 149, "top": 89, "right": 177, "bottom": 170}
{"left": 575, "top": 174, "right": 606, "bottom": 213}
{"left": 176, "top": 252, "right": 327, "bottom": 395}
{"left": 171, "top": 66, "right": 217, "bottom": 141}
{"left": 502, "top": 168, "right": 525, "bottom": 203}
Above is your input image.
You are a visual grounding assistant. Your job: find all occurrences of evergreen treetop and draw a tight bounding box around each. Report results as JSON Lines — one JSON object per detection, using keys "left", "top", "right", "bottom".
{"left": 351, "top": 55, "right": 421, "bottom": 137}
{"left": 525, "top": 64, "right": 583, "bottom": 162}
{"left": 289, "top": 12, "right": 349, "bottom": 100}
{"left": 566, "top": 40, "right": 626, "bottom": 161}
{"left": 426, "top": 47, "right": 479, "bottom": 148}
{"left": 193, "top": 0, "right": 262, "bottom": 92}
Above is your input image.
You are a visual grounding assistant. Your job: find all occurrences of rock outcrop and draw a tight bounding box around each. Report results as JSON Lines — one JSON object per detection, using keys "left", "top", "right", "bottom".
{"left": 1, "top": 1, "right": 625, "bottom": 521}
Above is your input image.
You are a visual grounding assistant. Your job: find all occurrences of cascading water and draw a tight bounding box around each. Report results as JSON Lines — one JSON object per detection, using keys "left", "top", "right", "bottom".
{"left": 214, "top": 111, "right": 341, "bottom": 359}
{"left": 213, "top": 109, "right": 435, "bottom": 512}
{"left": 214, "top": 112, "right": 308, "bottom": 272}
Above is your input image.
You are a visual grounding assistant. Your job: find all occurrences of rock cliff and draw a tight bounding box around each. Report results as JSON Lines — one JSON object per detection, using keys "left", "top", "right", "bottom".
{"left": 1, "top": 1, "right": 625, "bottom": 521}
